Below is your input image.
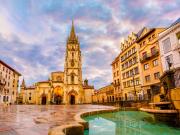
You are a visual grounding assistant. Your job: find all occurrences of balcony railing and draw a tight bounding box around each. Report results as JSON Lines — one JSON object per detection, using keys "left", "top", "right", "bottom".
{"left": 113, "top": 82, "right": 120, "bottom": 86}
{"left": 140, "top": 49, "right": 159, "bottom": 63}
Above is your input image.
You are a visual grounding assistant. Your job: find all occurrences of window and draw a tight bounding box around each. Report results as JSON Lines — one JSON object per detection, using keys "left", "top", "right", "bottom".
{"left": 140, "top": 43, "right": 142, "bottom": 47}
{"left": 153, "top": 59, "right": 158, "bottom": 66}
{"left": 144, "top": 63, "right": 149, "bottom": 70}
{"left": 56, "top": 76, "right": 62, "bottom": 81}
{"left": 148, "top": 37, "right": 151, "bottom": 42}
{"left": 122, "top": 73, "right": 125, "bottom": 79}
{"left": 29, "top": 97, "right": 31, "bottom": 100}
{"left": 71, "top": 75, "right": 74, "bottom": 84}
{"left": 151, "top": 46, "right": 156, "bottom": 55}
{"left": 142, "top": 52, "right": 147, "bottom": 59}
{"left": 3, "top": 96, "right": 6, "bottom": 102}
{"left": 127, "top": 81, "right": 130, "bottom": 87}
{"left": 130, "top": 69, "right": 133, "bottom": 77}
{"left": 129, "top": 59, "right": 132, "bottom": 66}
{"left": 163, "top": 38, "right": 171, "bottom": 54}
{"left": 117, "top": 71, "right": 119, "bottom": 76}
{"left": 123, "top": 82, "right": 126, "bottom": 88}
{"left": 116, "top": 63, "right": 118, "bottom": 68}
{"left": 176, "top": 32, "right": 180, "bottom": 44}
{"left": 132, "top": 47, "right": 136, "bottom": 53}
{"left": 135, "top": 79, "right": 139, "bottom": 85}
{"left": 117, "top": 79, "right": 120, "bottom": 84}
{"left": 145, "top": 75, "right": 151, "bottom": 82}
{"left": 72, "top": 52, "right": 74, "bottom": 58}
{"left": 134, "top": 67, "right": 139, "bottom": 74}
{"left": 126, "top": 72, "right": 129, "bottom": 78}
{"left": 128, "top": 50, "right": 131, "bottom": 56}
{"left": 122, "top": 64, "right": 124, "bottom": 70}
{"left": 143, "top": 41, "right": 146, "bottom": 45}
{"left": 154, "top": 72, "right": 160, "bottom": 79}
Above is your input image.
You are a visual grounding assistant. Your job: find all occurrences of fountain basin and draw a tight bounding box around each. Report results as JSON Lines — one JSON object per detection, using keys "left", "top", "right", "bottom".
{"left": 140, "top": 108, "right": 178, "bottom": 114}
{"left": 149, "top": 102, "right": 171, "bottom": 105}
{"left": 140, "top": 108, "right": 179, "bottom": 126}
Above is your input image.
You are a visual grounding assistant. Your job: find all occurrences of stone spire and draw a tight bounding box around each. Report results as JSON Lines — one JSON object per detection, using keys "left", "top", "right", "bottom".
{"left": 21, "top": 78, "right": 26, "bottom": 88}
{"left": 68, "top": 20, "right": 78, "bottom": 43}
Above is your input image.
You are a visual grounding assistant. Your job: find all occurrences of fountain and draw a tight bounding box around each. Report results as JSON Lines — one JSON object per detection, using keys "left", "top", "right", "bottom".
{"left": 140, "top": 62, "right": 180, "bottom": 126}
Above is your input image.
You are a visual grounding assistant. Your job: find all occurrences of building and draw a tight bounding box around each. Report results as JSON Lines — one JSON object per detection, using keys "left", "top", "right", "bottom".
{"left": 92, "top": 84, "right": 114, "bottom": 103}
{"left": 0, "top": 60, "right": 21, "bottom": 104}
{"left": 159, "top": 18, "right": 180, "bottom": 87}
{"left": 136, "top": 27, "right": 165, "bottom": 100}
{"left": 120, "top": 32, "right": 142, "bottom": 101}
{"left": 20, "top": 21, "right": 94, "bottom": 105}
{"left": 111, "top": 54, "right": 122, "bottom": 101}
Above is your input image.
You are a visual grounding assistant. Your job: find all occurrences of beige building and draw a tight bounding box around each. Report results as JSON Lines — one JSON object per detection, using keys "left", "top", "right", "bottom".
{"left": 92, "top": 84, "right": 114, "bottom": 103}
{"left": 137, "top": 27, "right": 165, "bottom": 100}
{"left": 0, "top": 60, "right": 21, "bottom": 104}
{"left": 120, "top": 32, "right": 142, "bottom": 101}
{"left": 20, "top": 22, "right": 94, "bottom": 105}
{"left": 111, "top": 55, "right": 122, "bottom": 101}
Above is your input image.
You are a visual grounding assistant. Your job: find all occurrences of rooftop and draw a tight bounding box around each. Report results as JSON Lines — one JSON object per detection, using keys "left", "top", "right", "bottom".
{"left": 0, "top": 59, "right": 21, "bottom": 76}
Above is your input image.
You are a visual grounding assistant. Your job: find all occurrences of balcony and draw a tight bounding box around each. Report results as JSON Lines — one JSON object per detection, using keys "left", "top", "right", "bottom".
{"left": 113, "top": 82, "right": 120, "bottom": 87}
{"left": 151, "top": 49, "right": 159, "bottom": 57}
{"left": 140, "top": 49, "right": 159, "bottom": 63}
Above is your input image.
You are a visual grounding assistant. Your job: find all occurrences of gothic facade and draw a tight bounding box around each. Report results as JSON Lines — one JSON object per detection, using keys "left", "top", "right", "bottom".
{"left": 19, "top": 22, "right": 94, "bottom": 105}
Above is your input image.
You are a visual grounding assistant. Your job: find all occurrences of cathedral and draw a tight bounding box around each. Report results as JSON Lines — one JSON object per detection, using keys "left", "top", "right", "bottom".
{"left": 19, "top": 22, "right": 94, "bottom": 105}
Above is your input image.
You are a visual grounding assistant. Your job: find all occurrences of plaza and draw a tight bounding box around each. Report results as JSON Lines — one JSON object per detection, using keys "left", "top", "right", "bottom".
{"left": 0, "top": 105, "right": 114, "bottom": 135}
{"left": 0, "top": 0, "right": 180, "bottom": 135}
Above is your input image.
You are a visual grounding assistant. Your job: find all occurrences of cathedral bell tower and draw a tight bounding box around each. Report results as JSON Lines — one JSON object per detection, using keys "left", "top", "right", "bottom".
{"left": 64, "top": 21, "right": 84, "bottom": 104}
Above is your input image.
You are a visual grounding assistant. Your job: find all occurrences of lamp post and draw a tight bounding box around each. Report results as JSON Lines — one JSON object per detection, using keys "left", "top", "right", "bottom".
{"left": 166, "top": 57, "right": 172, "bottom": 71}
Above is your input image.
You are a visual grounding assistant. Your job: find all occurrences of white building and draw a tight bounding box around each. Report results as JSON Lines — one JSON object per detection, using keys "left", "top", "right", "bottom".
{"left": 159, "top": 18, "right": 180, "bottom": 72}
{"left": 159, "top": 18, "right": 180, "bottom": 87}
{"left": 0, "top": 60, "right": 21, "bottom": 104}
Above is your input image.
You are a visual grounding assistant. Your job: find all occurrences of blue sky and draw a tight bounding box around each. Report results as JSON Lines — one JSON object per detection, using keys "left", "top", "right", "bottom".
{"left": 0, "top": 0, "right": 179, "bottom": 89}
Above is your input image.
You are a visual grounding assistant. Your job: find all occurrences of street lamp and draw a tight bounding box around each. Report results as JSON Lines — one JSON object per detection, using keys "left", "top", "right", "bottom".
{"left": 166, "top": 57, "right": 172, "bottom": 71}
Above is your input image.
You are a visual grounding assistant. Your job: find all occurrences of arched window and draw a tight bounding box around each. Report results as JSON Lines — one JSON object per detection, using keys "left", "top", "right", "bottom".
{"left": 72, "top": 52, "right": 74, "bottom": 58}
{"left": 71, "top": 75, "right": 74, "bottom": 84}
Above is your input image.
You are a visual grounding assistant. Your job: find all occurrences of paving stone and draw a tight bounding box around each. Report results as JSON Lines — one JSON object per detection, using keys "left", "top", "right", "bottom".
{"left": 0, "top": 105, "right": 113, "bottom": 135}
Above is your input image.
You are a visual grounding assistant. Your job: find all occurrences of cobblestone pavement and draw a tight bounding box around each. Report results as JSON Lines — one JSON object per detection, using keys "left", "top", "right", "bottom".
{"left": 0, "top": 105, "right": 114, "bottom": 135}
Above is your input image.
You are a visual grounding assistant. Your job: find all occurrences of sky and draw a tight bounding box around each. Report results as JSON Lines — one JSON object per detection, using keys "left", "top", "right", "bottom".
{"left": 0, "top": 0, "right": 179, "bottom": 89}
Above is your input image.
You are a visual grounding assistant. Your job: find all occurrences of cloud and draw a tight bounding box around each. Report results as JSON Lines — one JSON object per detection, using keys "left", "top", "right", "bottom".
{"left": 0, "top": 0, "right": 179, "bottom": 89}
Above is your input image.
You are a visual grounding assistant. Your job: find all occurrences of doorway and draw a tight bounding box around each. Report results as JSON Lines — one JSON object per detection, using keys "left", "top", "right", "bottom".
{"left": 54, "top": 95, "right": 62, "bottom": 105}
{"left": 70, "top": 95, "right": 75, "bottom": 105}
{"left": 41, "top": 96, "right": 47, "bottom": 105}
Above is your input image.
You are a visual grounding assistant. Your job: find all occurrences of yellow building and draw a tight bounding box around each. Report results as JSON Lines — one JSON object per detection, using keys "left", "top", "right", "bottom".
{"left": 111, "top": 55, "right": 122, "bottom": 101}
{"left": 136, "top": 27, "right": 165, "bottom": 100}
{"left": 92, "top": 84, "right": 114, "bottom": 103}
{"left": 120, "top": 32, "right": 142, "bottom": 101}
{"left": 20, "top": 22, "right": 94, "bottom": 105}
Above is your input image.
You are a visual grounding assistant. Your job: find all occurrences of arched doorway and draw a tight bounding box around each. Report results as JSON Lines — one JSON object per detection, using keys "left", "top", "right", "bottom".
{"left": 53, "top": 86, "right": 63, "bottom": 105}
{"left": 41, "top": 95, "right": 47, "bottom": 105}
{"left": 68, "top": 89, "right": 78, "bottom": 105}
{"left": 54, "top": 95, "right": 62, "bottom": 105}
{"left": 70, "top": 95, "right": 75, "bottom": 105}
